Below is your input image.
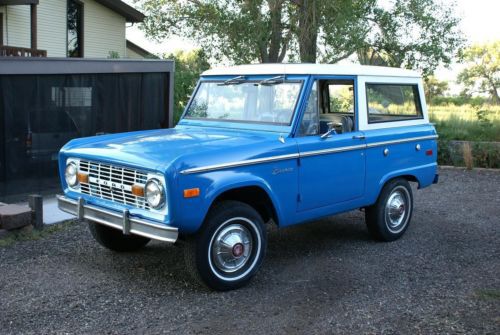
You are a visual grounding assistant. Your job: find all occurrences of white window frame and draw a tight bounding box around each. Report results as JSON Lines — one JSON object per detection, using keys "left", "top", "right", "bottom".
{"left": 357, "top": 75, "right": 428, "bottom": 131}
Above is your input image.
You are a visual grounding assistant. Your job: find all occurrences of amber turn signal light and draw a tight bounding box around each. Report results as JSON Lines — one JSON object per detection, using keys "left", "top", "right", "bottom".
{"left": 77, "top": 172, "right": 89, "bottom": 184}
{"left": 184, "top": 188, "right": 200, "bottom": 198}
{"left": 132, "top": 184, "right": 145, "bottom": 197}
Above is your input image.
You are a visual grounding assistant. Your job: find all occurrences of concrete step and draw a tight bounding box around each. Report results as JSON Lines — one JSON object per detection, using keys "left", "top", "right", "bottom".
{"left": 0, "top": 204, "right": 32, "bottom": 230}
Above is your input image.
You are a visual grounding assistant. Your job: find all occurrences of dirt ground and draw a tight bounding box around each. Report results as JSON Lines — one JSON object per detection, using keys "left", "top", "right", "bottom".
{"left": 0, "top": 167, "right": 499, "bottom": 334}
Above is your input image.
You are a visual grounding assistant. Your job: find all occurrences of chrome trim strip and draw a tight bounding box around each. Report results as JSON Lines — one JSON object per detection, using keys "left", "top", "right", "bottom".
{"left": 366, "top": 135, "right": 438, "bottom": 148}
{"left": 179, "top": 134, "right": 438, "bottom": 175}
{"left": 180, "top": 153, "right": 300, "bottom": 175}
{"left": 299, "top": 144, "right": 366, "bottom": 158}
{"left": 57, "top": 195, "right": 178, "bottom": 243}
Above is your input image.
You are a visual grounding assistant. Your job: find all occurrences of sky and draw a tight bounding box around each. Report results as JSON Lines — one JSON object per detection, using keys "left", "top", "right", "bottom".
{"left": 126, "top": 0, "right": 500, "bottom": 89}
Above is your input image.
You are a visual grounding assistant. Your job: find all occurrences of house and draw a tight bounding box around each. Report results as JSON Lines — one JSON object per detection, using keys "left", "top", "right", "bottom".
{"left": 0, "top": 0, "right": 152, "bottom": 58}
{"left": 0, "top": 1, "right": 170, "bottom": 196}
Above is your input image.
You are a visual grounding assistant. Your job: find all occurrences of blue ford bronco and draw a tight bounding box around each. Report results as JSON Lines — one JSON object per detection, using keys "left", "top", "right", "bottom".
{"left": 58, "top": 64, "right": 438, "bottom": 290}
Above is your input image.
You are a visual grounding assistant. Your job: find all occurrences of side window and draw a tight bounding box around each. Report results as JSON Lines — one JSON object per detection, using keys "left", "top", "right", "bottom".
{"left": 327, "top": 82, "right": 354, "bottom": 115}
{"left": 319, "top": 80, "right": 355, "bottom": 134}
{"left": 298, "top": 82, "right": 319, "bottom": 136}
{"left": 366, "top": 84, "right": 422, "bottom": 123}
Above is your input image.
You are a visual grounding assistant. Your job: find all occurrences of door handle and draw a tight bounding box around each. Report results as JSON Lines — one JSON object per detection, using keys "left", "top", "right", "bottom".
{"left": 352, "top": 135, "right": 365, "bottom": 140}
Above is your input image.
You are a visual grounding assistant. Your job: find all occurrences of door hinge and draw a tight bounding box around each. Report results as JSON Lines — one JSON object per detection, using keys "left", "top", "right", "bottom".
{"left": 297, "top": 194, "right": 301, "bottom": 202}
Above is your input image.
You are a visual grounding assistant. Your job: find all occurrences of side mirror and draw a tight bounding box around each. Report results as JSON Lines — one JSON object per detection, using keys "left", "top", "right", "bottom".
{"left": 320, "top": 122, "right": 340, "bottom": 139}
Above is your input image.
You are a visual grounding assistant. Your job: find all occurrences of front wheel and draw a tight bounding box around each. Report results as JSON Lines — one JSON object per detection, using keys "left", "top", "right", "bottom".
{"left": 365, "top": 178, "right": 413, "bottom": 242}
{"left": 184, "top": 201, "right": 267, "bottom": 291}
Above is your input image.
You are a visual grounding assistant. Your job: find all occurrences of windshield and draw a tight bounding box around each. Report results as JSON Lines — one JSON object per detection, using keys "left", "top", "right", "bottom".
{"left": 184, "top": 80, "right": 302, "bottom": 125}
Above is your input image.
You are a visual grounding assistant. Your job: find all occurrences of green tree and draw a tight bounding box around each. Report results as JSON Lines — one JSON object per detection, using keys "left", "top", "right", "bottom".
{"left": 138, "top": 0, "right": 462, "bottom": 73}
{"left": 164, "top": 49, "right": 210, "bottom": 123}
{"left": 293, "top": 0, "right": 373, "bottom": 63}
{"left": 424, "top": 76, "right": 449, "bottom": 103}
{"left": 138, "top": 0, "right": 375, "bottom": 63}
{"left": 140, "top": 0, "right": 294, "bottom": 64}
{"left": 457, "top": 41, "right": 500, "bottom": 104}
{"left": 358, "top": 0, "right": 464, "bottom": 76}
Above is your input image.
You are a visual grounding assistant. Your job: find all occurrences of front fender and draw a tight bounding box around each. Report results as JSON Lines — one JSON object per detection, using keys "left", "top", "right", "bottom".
{"left": 206, "top": 172, "right": 284, "bottom": 222}
{"left": 174, "top": 170, "right": 288, "bottom": 234}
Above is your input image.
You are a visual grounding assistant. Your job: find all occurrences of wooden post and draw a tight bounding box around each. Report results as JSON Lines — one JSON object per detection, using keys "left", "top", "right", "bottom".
{"left": 28, "top": 194, "right": 43, "bottom": 230}
{"left": 0, "top": 13, "right": 4, "bottom": 46}
{"left": 30, "top": 4, "right": 37, "bottom": 50}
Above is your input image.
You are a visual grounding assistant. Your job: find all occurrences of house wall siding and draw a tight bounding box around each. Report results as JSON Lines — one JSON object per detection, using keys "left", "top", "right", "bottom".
{"left": 5, "top": 1, "right": 67, "bottom": 56}
{"left": 38, "top": 1, "right": 67, "bottom": 57}
{"left": 83, "top": 0, "right": 126, "bottom": 58}
{"left": 1, "top": 6, "right": 6, "bottom": 44}
{"left": 126, "top": 46, "right": 144, "bottom": 59}
{"left": 4, "top": 5, "right": 31, "bottom": 49}
{"left": 3, "top": 0, "right": 127, "bottom": 58}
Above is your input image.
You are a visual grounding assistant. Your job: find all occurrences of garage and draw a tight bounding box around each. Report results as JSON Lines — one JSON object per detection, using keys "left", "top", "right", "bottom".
{"left": 0, "top": 58, "right": 174, "bottom": 198}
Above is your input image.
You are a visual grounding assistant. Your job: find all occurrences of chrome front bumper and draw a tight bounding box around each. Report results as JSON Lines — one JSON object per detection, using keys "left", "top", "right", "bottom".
{"left": 57, "top": 195, "right": 178, "bottom": 243}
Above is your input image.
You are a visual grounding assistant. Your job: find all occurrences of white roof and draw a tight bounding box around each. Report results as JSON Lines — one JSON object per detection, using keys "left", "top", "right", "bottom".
{"left": 202, "top": 63, "right": 421, "bottom": 78}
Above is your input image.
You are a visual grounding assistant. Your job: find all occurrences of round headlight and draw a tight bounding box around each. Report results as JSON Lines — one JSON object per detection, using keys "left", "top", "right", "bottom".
{"left": 65, "top": 162, "right": 78, "bottom": 187}
{"left": 145, "top": 179, "right": 165, "bottom": 209}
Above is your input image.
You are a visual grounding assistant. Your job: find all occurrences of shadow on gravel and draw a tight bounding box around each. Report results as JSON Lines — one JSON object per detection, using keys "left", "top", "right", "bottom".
{"left": 71, "top": 213, "right": 370, "bottom": 293}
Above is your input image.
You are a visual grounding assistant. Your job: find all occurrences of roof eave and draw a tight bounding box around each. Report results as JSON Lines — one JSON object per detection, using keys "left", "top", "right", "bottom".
{"left": 94, "top": 0, "right": 145, "bottom": 23}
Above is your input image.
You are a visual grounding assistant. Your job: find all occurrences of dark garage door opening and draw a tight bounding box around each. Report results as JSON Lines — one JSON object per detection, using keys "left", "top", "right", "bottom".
{"left": 0, "top": 58, "right": 174, "bottom": 200}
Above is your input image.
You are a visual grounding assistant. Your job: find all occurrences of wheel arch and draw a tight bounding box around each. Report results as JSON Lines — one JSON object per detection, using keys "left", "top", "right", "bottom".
{"left": 379, "top": 172, "right": 421, "bottom": 191}
{"left": 369, "top": 172, "right": 420, "bottom": 206}
{"left": 205, "top": 182, "right": 282, "bottom": 227}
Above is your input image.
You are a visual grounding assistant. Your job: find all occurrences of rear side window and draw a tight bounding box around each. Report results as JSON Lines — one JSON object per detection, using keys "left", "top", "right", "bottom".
{"left": 366, "top": 84, "right": 422, "bottom": 123}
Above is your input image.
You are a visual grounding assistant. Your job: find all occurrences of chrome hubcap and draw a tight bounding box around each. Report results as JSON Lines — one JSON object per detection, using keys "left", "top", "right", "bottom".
{"left": 385, "top": 189, "right": 408, "bottom": 233}
{"left": 211, "top": 224, "right": 253, "bottom": 273}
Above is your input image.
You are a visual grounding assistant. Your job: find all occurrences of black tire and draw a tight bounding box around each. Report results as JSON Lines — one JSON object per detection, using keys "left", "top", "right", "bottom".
{"left": 184, "top": 200, "right": 267, "bottom": 291}
{"left": 87, "top": 221, "right": 150, "bottom": 252}
{"left": 365, "top": 178, "right": 413, "bottom": 242}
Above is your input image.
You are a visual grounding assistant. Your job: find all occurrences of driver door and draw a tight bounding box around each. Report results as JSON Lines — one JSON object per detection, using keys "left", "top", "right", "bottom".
{"left": 296, "top": 78, "right": 366, "bottom": 212}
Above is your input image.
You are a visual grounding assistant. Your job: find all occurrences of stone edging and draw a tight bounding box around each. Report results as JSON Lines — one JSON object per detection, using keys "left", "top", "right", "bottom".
{"left": 439, "top": 165, "right": 500, "bottom": 172}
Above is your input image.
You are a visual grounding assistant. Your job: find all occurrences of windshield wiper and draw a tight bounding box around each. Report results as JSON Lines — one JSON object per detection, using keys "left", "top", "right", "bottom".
{"left": 258, "top": 75, "right": 285, "bottom": 86}
{"left": 218, "top": 75, "right": 247, "bottom": 86}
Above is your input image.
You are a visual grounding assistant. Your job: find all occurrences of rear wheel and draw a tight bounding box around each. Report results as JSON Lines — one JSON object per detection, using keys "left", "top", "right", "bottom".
{"left": 365, "top": 178, "right": 413, "bottom": 241}
{"left": 184, "top": 201, "right": 267, "bottom": 291}
{"left": 88, "top": 221, "right": 150, "bottom": 252}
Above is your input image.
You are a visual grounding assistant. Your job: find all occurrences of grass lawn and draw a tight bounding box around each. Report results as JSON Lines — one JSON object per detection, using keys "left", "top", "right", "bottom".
{"left": 428, "top": 104, "right": 500, "bottom": 168}
{"left": 429, "top": 104, "right": 500, "bottom": 142}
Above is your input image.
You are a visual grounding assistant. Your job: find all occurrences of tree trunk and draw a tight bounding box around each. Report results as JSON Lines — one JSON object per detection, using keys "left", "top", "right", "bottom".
{"left": 297, "top": 0, "right": 317, "bottom": 63}
{"left": 267, "top": 0, "right": 284, "bottom": 63}
{"left": 487, "top": 77, "right": 500, "bottom": 104}
{"left": 491, "top": 88, "right": 500, "bottom": 104}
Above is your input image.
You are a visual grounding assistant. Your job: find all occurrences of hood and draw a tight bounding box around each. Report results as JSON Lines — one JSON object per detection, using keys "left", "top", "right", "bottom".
{"left": 60, "top": 126, "right": 297, "bottom": 173}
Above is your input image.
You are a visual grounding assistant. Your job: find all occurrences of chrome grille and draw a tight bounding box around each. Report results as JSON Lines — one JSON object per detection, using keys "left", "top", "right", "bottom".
{"left": 79, "top": 160, "right": 150, "bottom": 210}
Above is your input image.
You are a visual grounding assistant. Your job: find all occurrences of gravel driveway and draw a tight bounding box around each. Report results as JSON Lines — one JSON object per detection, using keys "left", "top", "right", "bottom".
{"left": 1, "top": 168, "right": 499, "bottom": 334}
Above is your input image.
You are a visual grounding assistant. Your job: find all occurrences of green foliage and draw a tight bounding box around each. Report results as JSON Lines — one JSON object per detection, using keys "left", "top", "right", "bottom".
{"left": 432, "top": 103, "right": 500, "bottom": 168}
{"left": 429, "top": 104, "right": 500, "bottom": 142}
{"left": 437, "top": 140, "right": 500, "bottom": 169}
{"left": 457, "top": 41, "right": 500, "bottom": 104}
{"left": 138, "top": 0, "right": 374, "bottom": 64}
{"left": 431, "top": 95, "right": 489, "bottom": 106}
{"left": 107, "top": 51, "right": 120, "bottom": 59}
{"left": 139, "top": 0, "right": 295, "bottom": 63}
{"left": 138, "top": 0, "right": 462, "bottom": 71}
{"left": 424, "top": 76, "right": 449, "bottom": 103}
{"left": 429, "top": 103, "right": 500, "bottom": 168}
{"left": 0, "top": 220, "right": 76, "bottom": 248}
{"left": 475, "top": 289, "right": 500, "bottom": 301}
{"left": 358, "top": 0, "right": 464, "bottom": 76}
{"left": 298, "top": 0, "right": 374, "bottom": 63}
{"left": 163, "top": 49, "right": 210, "bottom": 124}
